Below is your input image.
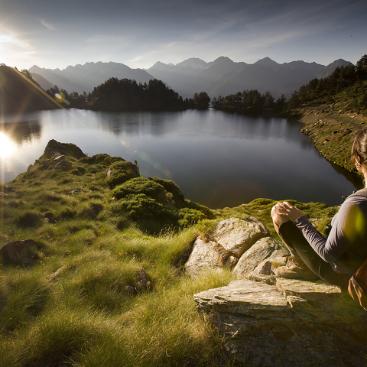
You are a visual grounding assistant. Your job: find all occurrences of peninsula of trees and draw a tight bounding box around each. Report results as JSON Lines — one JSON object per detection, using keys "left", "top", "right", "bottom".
{"left": 48, "top": 79, "right": 211, "bottom": 112}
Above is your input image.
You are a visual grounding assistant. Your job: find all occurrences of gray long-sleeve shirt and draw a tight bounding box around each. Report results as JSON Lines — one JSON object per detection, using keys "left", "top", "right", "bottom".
{"left": 294, "top": 188, "right": 367, "bottom": 274}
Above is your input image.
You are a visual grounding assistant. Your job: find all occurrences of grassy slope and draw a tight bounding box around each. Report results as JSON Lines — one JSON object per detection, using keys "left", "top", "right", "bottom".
{"left": 298, "top": 82, "right": 367, "bottom": 177}
{"left": 0, "top": 66, "right": 61, "bottom": 116}
{"left": 0, "top": 142, "right": 338, "bottom": 367}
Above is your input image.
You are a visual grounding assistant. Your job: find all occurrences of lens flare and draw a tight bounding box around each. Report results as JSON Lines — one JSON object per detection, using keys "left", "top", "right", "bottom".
{"left": 0, "top": 131, "right": 16, "bottom": 159}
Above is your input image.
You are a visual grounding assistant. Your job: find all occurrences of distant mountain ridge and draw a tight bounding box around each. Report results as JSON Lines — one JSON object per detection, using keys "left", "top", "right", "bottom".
{"left": 30, "top": 57, "right": 353, "bottom": 98}
{"left": 147, "top": 57, "right": 353, "bottom": 98}
{"left": 30, "top": 62, "right": 154, "bottom": 93}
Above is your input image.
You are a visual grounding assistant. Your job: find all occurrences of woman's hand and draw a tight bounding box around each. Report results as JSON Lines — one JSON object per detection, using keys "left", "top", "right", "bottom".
{"left": 275, "top": 201, "right": 305, "bottom": 222}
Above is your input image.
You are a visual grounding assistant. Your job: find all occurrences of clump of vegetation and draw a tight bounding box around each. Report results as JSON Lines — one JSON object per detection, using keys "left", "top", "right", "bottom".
{"left": 106, "top": 160, "right": 139, "bottom": 188}
{"left": 178, "top": 208, "right": 207, "bottom": 227}
{"left": 16, "top": 210, "right": 42, "bottom": 228}
{"left": 112, "top": 177, "right": 211, "bottom": 233}
{"left": 113, "top": 177, "right": 167, "bottom": 201}
{"left": 0, "top": 273, "right": 50, "bottom": 333}
{"left": 69, "top": 260, "right": 150, "bottom": 312}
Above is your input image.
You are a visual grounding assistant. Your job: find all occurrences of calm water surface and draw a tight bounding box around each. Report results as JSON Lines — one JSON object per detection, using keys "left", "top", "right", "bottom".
{"left": 0, "top": 109, "right": 356, "bottom": 208}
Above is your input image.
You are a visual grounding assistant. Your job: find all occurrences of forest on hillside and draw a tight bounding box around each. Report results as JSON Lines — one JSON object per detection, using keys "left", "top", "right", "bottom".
{"left": 212, "top": 55, "right": 367, "bottom": 116}
{"left": 47, "top": 79, "right": 210, "bottom": 112}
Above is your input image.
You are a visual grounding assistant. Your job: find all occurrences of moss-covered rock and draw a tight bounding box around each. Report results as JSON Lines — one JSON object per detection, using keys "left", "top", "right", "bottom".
{"left": 112, "top": 177, "right": 211, "bottom": 233}
{"left": 106, "top": 160, "right": 139, "bottom": 188}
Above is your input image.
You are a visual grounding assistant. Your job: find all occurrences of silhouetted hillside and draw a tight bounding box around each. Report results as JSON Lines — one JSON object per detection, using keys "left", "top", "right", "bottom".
{"left": 0, "top": 65, "right": 61, "bottom": 116}
{"left": 289, "top": 54, "right": 367, "bottom": 113}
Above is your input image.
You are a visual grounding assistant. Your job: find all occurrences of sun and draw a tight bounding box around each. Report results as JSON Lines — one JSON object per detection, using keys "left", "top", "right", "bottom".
{"left": 0, "top": 132, "right": 16, "bottom": 159}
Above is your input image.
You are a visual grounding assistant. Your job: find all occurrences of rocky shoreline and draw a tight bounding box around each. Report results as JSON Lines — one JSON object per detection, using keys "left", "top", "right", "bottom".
{"left": 298, "top": 106, "right": 366, "bottom": 179}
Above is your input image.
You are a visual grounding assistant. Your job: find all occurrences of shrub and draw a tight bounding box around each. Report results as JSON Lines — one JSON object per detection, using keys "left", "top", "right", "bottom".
{"left": 106, "top": 160, "right": 139, "bottom": 188}
{"left": 113, "top": 193, "right": 178, "bottom": 234}
{"left": 79, "top": 202, "right": 104, "bottom": 219}
{"left": 178, "top": 208, "right": 207, "bottom": 227}
{"left": 112, "top": 177, "right": 166, "bottom": 201}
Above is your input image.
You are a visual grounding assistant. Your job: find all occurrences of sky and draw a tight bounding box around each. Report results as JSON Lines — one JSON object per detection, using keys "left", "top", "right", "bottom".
{"left": 0, "top": 0, "right": 366, "bottom": 70}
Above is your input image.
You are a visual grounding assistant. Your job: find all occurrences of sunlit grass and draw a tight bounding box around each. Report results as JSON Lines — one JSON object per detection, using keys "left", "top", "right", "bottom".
{"left": 0, "top": 141, "right": 339, "bottom": 367}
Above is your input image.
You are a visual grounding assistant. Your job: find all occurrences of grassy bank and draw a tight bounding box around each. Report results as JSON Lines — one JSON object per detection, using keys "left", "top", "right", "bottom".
{"left": 298, "top": 105, "right": 366, "bottom": 181}
{"left": 0, "top": 140, "right": 338, "bottom": 367}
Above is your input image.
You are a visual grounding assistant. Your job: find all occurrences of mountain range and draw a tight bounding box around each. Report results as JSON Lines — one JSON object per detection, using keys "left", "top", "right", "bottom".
{"left": 30, "top": 57, "right": 352, "bottom": 98}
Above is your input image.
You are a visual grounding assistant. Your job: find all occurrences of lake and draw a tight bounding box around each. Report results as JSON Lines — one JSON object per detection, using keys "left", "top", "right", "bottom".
{"left": 0, "top": 108, "right": 356, "bottom": 208}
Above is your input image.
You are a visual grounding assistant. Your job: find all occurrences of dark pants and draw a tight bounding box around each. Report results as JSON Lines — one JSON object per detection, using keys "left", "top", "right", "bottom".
{"left": 278, "top": 221, "right": 349, "bottom": 290}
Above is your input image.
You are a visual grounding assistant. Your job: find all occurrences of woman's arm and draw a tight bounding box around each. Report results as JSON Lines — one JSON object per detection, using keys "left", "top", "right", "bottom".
{"left": 293, "top": 215, "right": 343, "bottom": 263}
{"left": 294, "top": 200, "right": 364, "bottom": 263}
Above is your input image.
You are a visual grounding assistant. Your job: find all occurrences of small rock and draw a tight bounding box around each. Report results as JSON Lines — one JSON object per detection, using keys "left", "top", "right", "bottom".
{"left": 47, "top": 265, "right": 70, "bottom": 281}
{"left": 135, "top": 268, "right": 152, "bottom": 291}
{"left": 0, "top": 239, "right": 45, "bottom": 266}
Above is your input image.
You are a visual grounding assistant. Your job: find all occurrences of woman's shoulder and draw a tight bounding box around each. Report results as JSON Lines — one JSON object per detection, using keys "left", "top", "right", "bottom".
{"left": 345, "top": 188, "right": 367, "bottom": 205}
{"left": 336, "top": 190, "right": 367, "bottom": 226}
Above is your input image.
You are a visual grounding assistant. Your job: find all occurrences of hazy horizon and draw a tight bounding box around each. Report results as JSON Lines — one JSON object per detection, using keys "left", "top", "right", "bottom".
{"left": 1, "top": 0, "right": 366, "bottom": 70}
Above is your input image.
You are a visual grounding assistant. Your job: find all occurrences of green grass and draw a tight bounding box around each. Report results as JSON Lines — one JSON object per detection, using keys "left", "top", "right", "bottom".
{"left": 0, "top": 141, "right": 339, "bottom": 366}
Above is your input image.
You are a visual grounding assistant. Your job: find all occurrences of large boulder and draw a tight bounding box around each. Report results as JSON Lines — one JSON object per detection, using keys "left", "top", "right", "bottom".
{"left": 184, "top": 217, "right": 269, "bottom": 276}
{"left": 233, "top": 237, "right": 288, "bottom": 277}
{"left": 232, "top": 237, "right": 317, "bottom": 281}
{"left": 0, "top": 239, "right": 46, "bottom": 266}
{"left": 212, "top": 217, "right": 268, "bottom": 257}
{"left": 184, "top": 237, "right": 229, "bottom": 276}
{"left": 194, "top": 279, "right": 367, "bottom": 367}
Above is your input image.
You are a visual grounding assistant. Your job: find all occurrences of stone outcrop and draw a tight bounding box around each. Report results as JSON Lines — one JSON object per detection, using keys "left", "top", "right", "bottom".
{"left": 43, "top": 139, "right": 86, "bottom": 159}
{"left": 185, "top": 217, "right": 269, "bottom": 276}
{"left": 233, "top": 236, "right": 288, "bottom": 277}
{"left": 188, "top": 216, "right": 367, "bottom": 365}
{"left": 0, "top": 239, "right": 46, "bottom": 266}
{"left": 212, "top": 217, "right": 268, "bottom": 257}
{"left": 184, "top": 237, "right": 228, "bottom": 276}
{"left": 184, "top": 217, "right": 317, "bottom": 281}
{"left": 195, "top": 279, "right": 367, "bottom": 367}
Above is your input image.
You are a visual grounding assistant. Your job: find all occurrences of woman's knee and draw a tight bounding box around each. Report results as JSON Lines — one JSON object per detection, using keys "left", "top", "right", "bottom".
{"left": 271, "top": 204, "right": 290, "bottom": 233}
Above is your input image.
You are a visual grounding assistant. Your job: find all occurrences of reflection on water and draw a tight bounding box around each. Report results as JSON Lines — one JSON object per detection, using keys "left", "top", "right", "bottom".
{"left": 0, "top": 132, "right": 16, "bottom": 158}
{"left": 1, "top": 119, "right": 41, "bottom": 143}
{"left": 0, "top": 108, "right": 357, "bottom": 208}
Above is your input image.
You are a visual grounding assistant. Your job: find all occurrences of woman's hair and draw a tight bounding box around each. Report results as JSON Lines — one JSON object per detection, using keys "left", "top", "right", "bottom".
{"left": 351, "top": 127, "right": 367, "bottom": 165}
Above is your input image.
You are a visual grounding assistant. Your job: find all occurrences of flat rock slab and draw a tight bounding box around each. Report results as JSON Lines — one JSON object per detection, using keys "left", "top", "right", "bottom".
{"left": 194, "top": 279, "right": 367, "bottom": 367}
{"left": 195, "top": 280, "right": 289, "bottom": 316}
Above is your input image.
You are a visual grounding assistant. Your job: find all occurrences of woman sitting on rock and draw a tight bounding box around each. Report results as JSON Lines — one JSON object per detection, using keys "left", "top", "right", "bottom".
{"left": 271, "top": 127, "right": 367, "bottom": 289}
